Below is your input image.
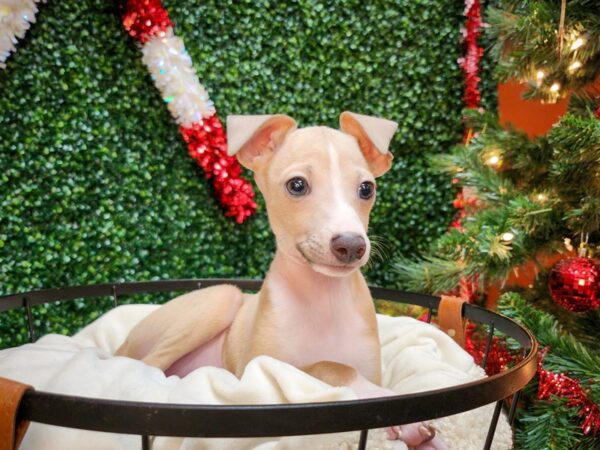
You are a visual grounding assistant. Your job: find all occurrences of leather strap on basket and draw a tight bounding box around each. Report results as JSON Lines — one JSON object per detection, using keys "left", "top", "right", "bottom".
{"left": 0, "top": 377, "right": 33, "bottom": 450}
{"left": 438, "top": 295, "right": 467, "bottom": 348}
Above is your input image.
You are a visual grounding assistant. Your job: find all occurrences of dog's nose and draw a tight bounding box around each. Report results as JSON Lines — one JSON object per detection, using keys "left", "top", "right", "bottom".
{"left": 330, "top": 233, "right": 366, "bottom": 264}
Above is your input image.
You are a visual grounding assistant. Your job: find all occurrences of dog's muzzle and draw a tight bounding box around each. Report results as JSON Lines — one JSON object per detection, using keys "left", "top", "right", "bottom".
{"left": 330, "top": 233, "right": 366, "bottom": 263}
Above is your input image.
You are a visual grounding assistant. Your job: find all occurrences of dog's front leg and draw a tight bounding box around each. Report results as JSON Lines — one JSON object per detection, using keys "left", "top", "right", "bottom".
{"left": 302, "top": 361, "right": 448, "bottom": 450}
{"left": 115, "top": 284, "right": 243, "bottom": 372}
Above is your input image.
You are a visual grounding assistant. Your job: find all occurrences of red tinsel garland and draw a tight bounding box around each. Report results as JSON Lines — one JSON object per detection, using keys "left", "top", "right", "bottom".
{"left": 451, "top": 0, "right": 485, "bottom": 301}
{"left": 459, "top": 0, "right": 484, "bottom": 108}
{"left": 449, "top": 187, "right": 478, "bottom": 232}
{"left": 464, "top": 323, "right": 514, "bottom": 376}
{"left": 537, "top": 350, "right": 600, "bottom": 436}
{"left": 121, "top": 0, "right": 257, "bottom": 223}
{"left": 180, "top": 118, "right": 257, "bottom": 223}
{"left": 424, "top": 324, "right": 600, "bottom": 436}
{"left": 122, "top": 0, "right": 172, "bottom": 42}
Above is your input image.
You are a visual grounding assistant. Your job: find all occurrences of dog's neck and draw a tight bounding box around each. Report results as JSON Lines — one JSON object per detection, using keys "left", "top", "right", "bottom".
{"left": 264, "top": 249, "right": 360, "bottom": 309}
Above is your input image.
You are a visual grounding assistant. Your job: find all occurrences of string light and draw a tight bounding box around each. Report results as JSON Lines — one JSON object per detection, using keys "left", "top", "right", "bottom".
{"left": 570, "top": 36, "right": 586, "bottom": 51}
{"left": 483, "top": 148, "right": 503, "bottom": 168}
{"left": 550, "top": 82, "right": 561, "bottom": 93}
{"left": 536, "top": 193, "right": 548, "bottom": 202}
{"left": 564, "top": 237, "right": 574, "bottom": 252}
{"left": 536, "top": 70, "right": 545, "bottom": 86}
{"left": 487, "top": 155, "right": 500, "bottom": 166}
{"left": 501, "top": 232, "right": 515, "bottom": 242}
{"left": 568, "top": 61, "right": 582, "bottom": 72}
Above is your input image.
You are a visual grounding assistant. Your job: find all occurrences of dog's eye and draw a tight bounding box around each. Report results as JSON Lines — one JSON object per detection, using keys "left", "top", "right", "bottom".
{"left": 286, "top": 177, "right": 310, "bottom": 196}
{"left": 358, "top": 181, "right": 375, "bottom": 200}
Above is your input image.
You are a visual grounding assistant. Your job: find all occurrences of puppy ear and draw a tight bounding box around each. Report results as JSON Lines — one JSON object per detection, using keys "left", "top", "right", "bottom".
{"left": 227, "top": 114, "right": 297, "bottom": 171}
{"left": 339, "top": 111, "right": 397, "bottom": 177}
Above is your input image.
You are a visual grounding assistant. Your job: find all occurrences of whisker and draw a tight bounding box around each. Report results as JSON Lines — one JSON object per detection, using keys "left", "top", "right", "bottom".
{"left": 368, "top": 234, "right": 391, "bottom": 262}
{"left": 364, "top": 235, "right": 390, "bottom": 272}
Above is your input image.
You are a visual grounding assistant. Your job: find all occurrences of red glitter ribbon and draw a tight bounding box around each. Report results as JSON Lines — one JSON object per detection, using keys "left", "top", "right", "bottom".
{"left": 452, "top": 0, "right": 483, "bottom": 233}
{"left": 180, "top": 117, "right": 257, "bottom": 223}
{"left": 538, "top": 349, "right": 600, "bottom": 436}
{"left": 464, "top": 323, "right": 514, "bottom": 375}
{"left": 451, "top": 0, "right": 483, "bottom": 230}
{"left": 459, "top": 0, "right": 484, "bottom": 108}
{"left": 122, "top": 0, "right": 172, "bottom": 42}
{"left": 448, "top": 1, "right": 485, "bottom": 300}
{"left": 121, "top": 0, "right": 257, "bottom": 223}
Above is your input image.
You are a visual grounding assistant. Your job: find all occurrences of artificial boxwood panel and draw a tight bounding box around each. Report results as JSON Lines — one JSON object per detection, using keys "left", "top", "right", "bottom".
{"left": 0, "top": 0, "right": 466, "bottom": 348}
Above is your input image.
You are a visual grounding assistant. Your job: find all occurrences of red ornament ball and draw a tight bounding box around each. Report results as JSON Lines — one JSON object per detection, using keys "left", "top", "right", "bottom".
{"left": 548, "top": 257, "right": 600, "bottom": 312}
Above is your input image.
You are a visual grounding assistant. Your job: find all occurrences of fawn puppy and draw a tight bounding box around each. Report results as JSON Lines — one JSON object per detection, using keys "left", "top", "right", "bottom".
{"left": 116, "top": 112, "right": 446, "bottom": 449}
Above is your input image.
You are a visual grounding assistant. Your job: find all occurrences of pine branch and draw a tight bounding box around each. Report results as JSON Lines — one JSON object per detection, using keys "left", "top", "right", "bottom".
{"left": 429, "top": 145, "right": 514, "bottom": 204}
{"left": 506, "top": 195, "right": 561, "bottom": 237}
{"left": 395, "top": 254, "right": 467, "bottom": 294}
{"left": 501, "top": 291, "right": 600, "bottom": 448}
{"left": 516, "top": 398, "right": 587, "bottom": 450}
{"left": 547, "top": 110, "right": 600, "bottom": 230}
{"left": 549, "top": 113, "right": 600, "bottom": 167}
{"left": 463, "top": 107, "right": 503, "bottom": 131}
{"left": 396, "top": 106, "right": 598, "bottom": 294}
{"left": 563, "top": 196, "right": 600, "bottom": 238}
{"left": 487, "top": 1, "right": 600, "bottom": 101}
{"left": 499, "top": 292, "right": 600, "bottom": 398}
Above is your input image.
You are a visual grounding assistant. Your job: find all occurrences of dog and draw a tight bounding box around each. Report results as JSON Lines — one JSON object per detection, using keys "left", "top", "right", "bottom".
{"left": 116, "top": 112, "right": 447, "bottom": 449}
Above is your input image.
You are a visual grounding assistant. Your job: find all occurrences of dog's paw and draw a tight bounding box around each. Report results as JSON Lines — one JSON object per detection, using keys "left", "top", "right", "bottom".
{"left": 385, "top": 423, "right": 448, "bottom": 450}
{"left": 350, "top": 382, "right": 448, "bottom": 450}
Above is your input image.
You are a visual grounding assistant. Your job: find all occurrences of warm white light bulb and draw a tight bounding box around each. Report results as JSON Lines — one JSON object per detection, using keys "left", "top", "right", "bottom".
{"left": 535, "top": 70, "right": 545, "bottom": 86}
{"left": 568, "top": 61, "right": 582, "bottom": 72}
{"left": 501, "top": 232, "right": 515, "bottom": 242}
{"left": 571, "top": 37, "right": 586, "bottom": 51}
{"left": 487, "top": 155, "right": 500, "bottom": 166}
{"left": 550, "top": 82, "right": 561, "bottom": 93}
{"left": 536, "top": 193, "right": 547, "bottom": 202}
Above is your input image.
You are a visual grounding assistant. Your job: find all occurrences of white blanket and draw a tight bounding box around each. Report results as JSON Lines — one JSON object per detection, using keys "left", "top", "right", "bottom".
{"left": 0, "top": 305, "right": 512, "bottom": 449}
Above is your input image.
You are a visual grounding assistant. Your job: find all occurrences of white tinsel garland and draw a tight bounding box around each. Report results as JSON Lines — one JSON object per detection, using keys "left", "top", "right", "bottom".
{"left": 0, "top": 0, "right": 44, "bottom": 69}
{"left": 142, "top": 27, "right": 215, "bottom": 127}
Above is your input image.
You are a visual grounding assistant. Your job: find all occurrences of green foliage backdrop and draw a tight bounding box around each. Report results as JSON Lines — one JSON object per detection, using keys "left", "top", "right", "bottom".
{"left": 0, "top": 0, "right": 475, "bottom": 347}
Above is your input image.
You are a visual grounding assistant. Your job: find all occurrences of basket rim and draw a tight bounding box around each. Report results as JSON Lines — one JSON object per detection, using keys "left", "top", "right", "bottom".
{"left": 1, "top": 278, "right": 538, "bottom": 438}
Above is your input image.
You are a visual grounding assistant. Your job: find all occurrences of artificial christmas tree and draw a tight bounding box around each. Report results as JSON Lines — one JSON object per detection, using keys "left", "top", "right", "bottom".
{"left": 397, "top": 1, "right": 600, "bottom": 448}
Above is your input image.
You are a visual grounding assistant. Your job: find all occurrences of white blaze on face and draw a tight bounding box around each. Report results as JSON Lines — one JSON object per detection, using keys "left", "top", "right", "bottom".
{"left": 326, "top": 142, "right": 367, "bottom": 237}
{"left": 261, "top": 127, "right": 373, "bottom": 273}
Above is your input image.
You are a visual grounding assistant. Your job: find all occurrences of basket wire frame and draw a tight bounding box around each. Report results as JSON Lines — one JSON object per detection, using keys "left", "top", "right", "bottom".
{"left": 0, "top": 279, "right": 538, "bottom": 450}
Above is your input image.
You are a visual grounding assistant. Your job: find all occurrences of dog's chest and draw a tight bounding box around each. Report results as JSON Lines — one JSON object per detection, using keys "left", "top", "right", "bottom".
{"left": 270, "top": 291, "right": 377, "bottom": 373}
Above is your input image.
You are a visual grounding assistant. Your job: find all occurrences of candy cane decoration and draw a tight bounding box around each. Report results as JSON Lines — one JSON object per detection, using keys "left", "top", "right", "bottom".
{"left": 122, "top": 0, "right": 256, "bottom": 223}
{"left": 0, "top": 0, "right": 45, "bottom": 70}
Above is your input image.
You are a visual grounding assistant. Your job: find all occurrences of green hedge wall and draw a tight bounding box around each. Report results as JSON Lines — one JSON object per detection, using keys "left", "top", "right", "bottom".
{"left": 0, "top": 0, "right": 469, "bottom": 348}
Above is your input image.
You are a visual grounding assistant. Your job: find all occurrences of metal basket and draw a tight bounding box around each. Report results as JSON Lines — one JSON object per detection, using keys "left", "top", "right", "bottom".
{"left": 0, "top": 279, "right": 538, "bottom": 450}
